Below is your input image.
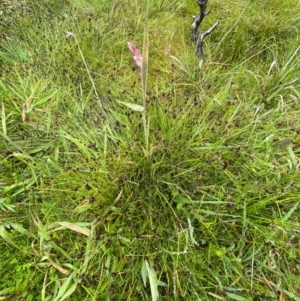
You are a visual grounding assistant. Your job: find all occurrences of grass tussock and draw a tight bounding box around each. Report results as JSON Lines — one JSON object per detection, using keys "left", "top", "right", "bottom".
{"left": 1, "top": 0, "right": 300, "bottom": 300}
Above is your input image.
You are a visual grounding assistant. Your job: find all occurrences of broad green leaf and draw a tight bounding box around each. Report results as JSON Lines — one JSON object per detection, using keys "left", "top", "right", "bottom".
{"left": 157, "top": 280, "right": 167, "bottom": 287}
{"left": 287, "top": 146, "right": 298, "bottom": 167}
{"left": 226, "top": 292, "right": 251, "bottom": 301}
{"left": 145, "top": 260, "right": 159, "bottom": 301}
{"left": 118, "top": 235, "right": 131, "bottom": 243}
{"left": 282, "top": 201, "right": 299, "bottom": 222}
{"left": 187, "top": 217, "right": 199, "bottom": 246}
{"left": 35, "top": 219, "right": 51, "bottom": 242}
{"left": 0, "top": 225, "right": 20, "bottom": 249}
{"left": 11, "top": 152, "right": 33, "bottom": 161}
{"left": 49, "top": 222, "right": 90, "bottom": 237}
{"left": 118, "top": 101, "right": 145, "bottom": 112}
{"left": 53, "top": 273, "right": 76, "bottom": 301}
{"left": 141, "top": 260, "right": 148, "bottom": 287}
{"left": 9, "top": 222, "right": 37, "bottom": 239}
{"left": 0, "top": 131, "right": 28, "bottom": 154}
{"left": 63, "top": 134, "right": 93, "bottom": 158}
{"left": 0, "top": 287, "right": 13, "bottom": 295}
{"left": 46, "top": 157, "right": 63, "bottom": 172}
{"left": 58, "top": 283, "right": 77, "bottom": 301}
{"left": 282, "top": 289, "right": 300, "bottom": 301}
{"left": 34, "top": 89, "right": 58, "bottom": 107}
{"left": 0, "top": 198, "right": 16, "bottom": 212}
{"left": 176, "top": 201, "right": 184, "bottom": 209}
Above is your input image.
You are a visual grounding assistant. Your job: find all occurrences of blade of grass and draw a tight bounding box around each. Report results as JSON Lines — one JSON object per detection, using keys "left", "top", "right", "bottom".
{"left": 145, "top": 259, "right": 159, "bottom": 301}
{"left": 142, "top": 1, "right": 149, "bottom": 110}
{"left": 52, "top": 272, "right": 76, "bottom": 301}
{"left": 118, "top": 101, "right": 145, "bottom": 112}
{"left": 0, "top": 225, "right": 20, "bottom": 249}
{"left": 1, "top": 102, "right": 6, "bottom": 136}
{"left": 49, "top": 222, "right": 91, "bottom": 237}
{"left": 142, "top": 0, "right": 150, "bottom": 152}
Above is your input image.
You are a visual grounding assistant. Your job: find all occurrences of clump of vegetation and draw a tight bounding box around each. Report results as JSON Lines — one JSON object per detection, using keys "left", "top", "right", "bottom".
{"left": 1, "top": 0, "right": 300, "bottom": 300}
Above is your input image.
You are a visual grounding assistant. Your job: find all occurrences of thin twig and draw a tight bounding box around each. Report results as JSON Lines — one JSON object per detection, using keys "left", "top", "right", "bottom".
{"left": 191, "top": 0, "right": 219, "bottom": 66}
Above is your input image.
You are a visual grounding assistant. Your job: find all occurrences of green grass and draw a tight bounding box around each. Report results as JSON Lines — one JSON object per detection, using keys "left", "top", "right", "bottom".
{"left": 1, "top": 0, "right": 300, "bottom": 300}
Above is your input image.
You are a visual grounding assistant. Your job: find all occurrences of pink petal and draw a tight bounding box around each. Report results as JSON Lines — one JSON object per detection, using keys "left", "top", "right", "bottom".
{"left": 128, "top": 42, "right": 143, "bottom": 68}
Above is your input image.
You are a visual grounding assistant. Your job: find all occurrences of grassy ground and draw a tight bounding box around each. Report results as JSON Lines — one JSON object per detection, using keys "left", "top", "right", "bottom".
{"left": 1, "top": 0, "right": 300, "bottom": 300}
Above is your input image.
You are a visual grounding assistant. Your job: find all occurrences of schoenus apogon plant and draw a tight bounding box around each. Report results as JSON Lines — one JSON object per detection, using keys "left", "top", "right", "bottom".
{"left": 191, "top": 0, "right": 219, "bottom": 68}
{"left": 125, "top": 1, "right": 150, "bottom": 154}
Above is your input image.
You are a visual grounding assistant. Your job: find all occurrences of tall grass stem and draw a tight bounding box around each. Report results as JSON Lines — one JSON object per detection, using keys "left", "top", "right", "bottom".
{"left": 142, "top": 0, "right": 150, "bottom": 153}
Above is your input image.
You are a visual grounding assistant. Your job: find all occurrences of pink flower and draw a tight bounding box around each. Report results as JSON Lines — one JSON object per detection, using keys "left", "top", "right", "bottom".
{"left": 127, "top": 42, "right": 143, "bottom": 68}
